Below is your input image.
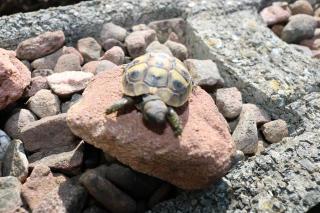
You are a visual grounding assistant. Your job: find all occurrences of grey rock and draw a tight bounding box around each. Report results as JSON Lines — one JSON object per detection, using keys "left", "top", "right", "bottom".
{"left": 215, "top": 87, "right": 242, "bottom": 119}
{"left": 61, "top": 93, "right": 82, "bottom": 113}
{"left": 27, "top": 89, "right": 61, "bottom": 118}
{"left": 146, "top": 41, "right": 173, "bottom": 55}
{"left": 2, "top": 139, "right": 29, "bottom": 182}
{"left": 240, "top": 103, "right": 271, "bottom": 126}
{"left": 232, "top": 110, "right": 258, "bottom": 154}
{"left": 262, "top": 119, "right": 289, "bottom": 143}
{"left": 31, "top": 49, "right": 63, "bottom": 70}
{"left": 100, "top": 22, "right": 127, "bottom": 43}
{"left": 164, "top": 40, "right": 188, "bottom": 60}
{"left": 101, "top": 38, "right": 126, "bottom": 52}
{"left": 31, "top": 69, "right": 54, "bottom": 77}
{"left": 4, "top": 109, "right": 37, "bottom": 140}
{"left": 290, "top": 44, "right": 313, "bottom": 57}
{"left": 77, "top": 37, "right": 102, "bottom": 62}
{"left": 80, "top": 165, "right": 137, "bottom": 213}
{"left": 281, "top": 14, "right": 317, "bottom": 43}
{"left": 21, "top": 60, "right": 31, "bottom": 71}
{"left": 184, "top": 59, "right": 224, "bottom": 91}
{"left": 0, "top": 176, "right": 22, "bottom": 213}
{"left": 125, "top": 30, "right": 156, "bottom": 58}
{"left": 228, "top": 118, "right": 239, "bottom": 133}
{"left": 0, "top": 129, "right": 11, "bottom": 161}
{"left": 54, "top": 53, "right": 82, "bottom": 72}
{"left": 104, "top": 164, "right": 162, "bottom": 199}
{"left": 29, "top": 142, "right": 84, "bottom": 175}
{"left": 20, "top": 113, "right": 77, "bottom": 152}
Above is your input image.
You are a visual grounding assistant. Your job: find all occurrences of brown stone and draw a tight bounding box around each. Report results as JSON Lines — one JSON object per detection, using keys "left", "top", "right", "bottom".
{"left": 82, "top": 60, "right": 117, "bottom": 75}
{"left": 54, "top": 53, "right": 82, "bottom": 72}
{"left": 31, "top": 49, "right": 63, "bottom": 70}
{"left": 77, "top": 37, "right": 102, "bottom": 63}
{"left": 23, "top": 76, "right": 49, "bottom": 98}
{"left": 0, "top": 48, "right": 31, "bottom": 110}
{"left": 16, "top": 31, "right": 65, "bottom": 60}
{"left": 20, "top": 113, "right": 77, "bottom": 152}
{"left": 271, "top": 24, "right": 284, "bottom": 37}
{"left": 67, "top": 67, "right": 236, "bottom": 190}
{"left": 21, "top": 165, "right": 67, "bottom": 211}
{"left": 100, "top": 46, "right": 124, "bottom": 65}
{"left": 62, "top": 46, "right": 84, "bottom": 65}
{"left": 260, "top": 5, "right": 291, "bottom": 26}
{"left": 290, "top": 0, "right": 314, "bottom": 15}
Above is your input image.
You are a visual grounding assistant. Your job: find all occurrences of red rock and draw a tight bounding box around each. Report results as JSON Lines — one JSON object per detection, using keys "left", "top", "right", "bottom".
{"left": 260, "top": 5, "right": 291, "bottom": 26}
{"left": 100, "top": 46, "right": 124, "bottom": 65}
{"left": 290, "top": 0, "right": 313, "bottom": 15}
{"left": 67, "top": 67, "right": 236, "bottom": 190}
{"left": 125, "top": 30, "right": 156, "bottom": 58}
{"left": 0, "top": 48, "right": 31, "bottom": 110}
{"left": 21, "top": 165, "right": 67, "bottom": 211}
{"left": 300, "top": 38, "right": 320, "bottom": 50}
{"left": 167, "top": 32, "right": 180, "bottom": 42}
{"left": 16, "top": 31, "right": 65, "bottom": 60}
{"left": 215, "top": 87, "right": 243, "bottom": 119}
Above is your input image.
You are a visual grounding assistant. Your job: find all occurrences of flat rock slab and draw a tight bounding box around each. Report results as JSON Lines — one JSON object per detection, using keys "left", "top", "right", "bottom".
{"left": 67, "top": 67, "right": 235, "bottom": 190}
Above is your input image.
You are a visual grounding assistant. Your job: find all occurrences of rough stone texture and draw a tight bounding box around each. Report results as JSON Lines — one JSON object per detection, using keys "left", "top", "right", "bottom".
{"left": 240, "top": 103, "right": 271, "bottom": 126}
{"left": 47, "top": 71, "right": 94, "bottom": 96}
{"left": 164, "top": 40, "right": 188, "bottom": 61}
{"left": 21, "top": 164, "right": 73, "bottom": 211}
{"left": 0, "top": 129, "right": 11, "bottom": 161}
{"left": 99, "top": 46, "right": 125, "bottom": 65}
{"left": 281, "top": 14, "right": 317, "bottom": 43}
{"left": 232, "top": 110, "right": 259, "bottom": 154}
{"left": 148, "top": 18, "right": 186, "bottom": 43}
{"left": 99, "top": 22, "right": 127, "bottom": 43}
{"left": 82, "top": 60, "right": 117, "bottom": 75}
{"left": 29, "top": 142, "right": 84, "bottom": 175}
{"left": 80, "top": 166, "right": 137, "bottom": 213}
{"left": 67, "top": 67, "right": 235, "bottom": 190}
{"left": 184, "top": 59, "right": 224, "bottom": 91}
{"left": 2, "top": 139, "right": 29, "bottom": 182}
{"left": 31, "top": 49, "right": 63, "bottom": 70}
{"left": 23, "top": 76, "right": 49, "bottom": 98}
{"left": 0, "top": 176, "right": 22, "bottom": 213}
{"left": 77, "top": 37, "right": 102, "bottom": 62}
{"left": 27, "top": 89, "right": 61, "bottom": 118}
{"left": 262, "top": 119, "right": 289, "bottom": 143}
{"left": 146, "top": 41, "right": 173, "bottom": 56}
{"left": 102, "top": 38, "right": 126, "bottom": 52}
{"left": 16, "top": 31, "right": 65, "bottom": 60}
{"left": 215, "top": 87, "right": 242, "bottom": 119}
{"left": 4, "top": 109, "right": 37, "bottom": 140}
{"left": 0, "top": 48, "right": 31, "bottom": 110}
{"left": 259, "top": 4, "right": 291, "bottom": 26}
{"left": 125, "top": 30, "right": 156, "bottom": 58}
{"left": 62, "top": 46, "right": 84, "bottom": 65}
{"left": 1, "top": 0, "right": 320, "bottom": 211}
{"left": 54, "top": 53, "right": 82, "bottom": 72}
{"left": 20, "top": 113, "right": 77, "bottom": 152}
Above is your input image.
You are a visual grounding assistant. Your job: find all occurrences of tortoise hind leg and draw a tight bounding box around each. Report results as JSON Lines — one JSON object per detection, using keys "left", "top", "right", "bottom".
{"left": 106, "top": 96, "right": 134, "bottom": 115}
{"left": 167, "top": 107, "right": 183, "bottom": 136}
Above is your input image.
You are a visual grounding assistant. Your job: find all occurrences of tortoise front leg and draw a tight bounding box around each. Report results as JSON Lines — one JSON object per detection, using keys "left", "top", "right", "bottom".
{"left": 167, "top": 107, "right": 183, "bottom": 136}
{"left": 105, "top": 96, "right": 134, "bottom": 115}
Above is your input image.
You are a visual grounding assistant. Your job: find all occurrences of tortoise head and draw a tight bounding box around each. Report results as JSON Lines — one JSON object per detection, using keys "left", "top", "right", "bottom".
{"left": 142, "top": 95, "right": 168, "bottom": 124}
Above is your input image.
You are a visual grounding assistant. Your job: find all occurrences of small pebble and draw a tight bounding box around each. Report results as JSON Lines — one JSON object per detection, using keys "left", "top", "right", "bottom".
{"left": 215, "top": 87, "right": 242, "bottom": 119}
{"left": 54, "top": 53, "right": 82, "bottom": 72}
{"left": 100, "top": 22, "right": 127, "bottom": 42}
{"left": 100, "top": 46, "right": 125, "bottom": 65}
{"left": 262, "top": 119, "right": 289, "bottom": 143}
{"left": 77, "top": 37, "right": 102, "bottom": 62}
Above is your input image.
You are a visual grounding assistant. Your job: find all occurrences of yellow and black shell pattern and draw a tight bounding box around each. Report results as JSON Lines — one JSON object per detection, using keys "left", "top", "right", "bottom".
{"left": 122, "top": 52, "right": 192, "bottom": 107}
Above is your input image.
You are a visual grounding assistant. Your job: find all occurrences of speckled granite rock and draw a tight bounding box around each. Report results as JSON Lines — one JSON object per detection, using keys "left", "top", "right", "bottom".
{"left": 1, "top": 0, "right": 320, "bottom": 211}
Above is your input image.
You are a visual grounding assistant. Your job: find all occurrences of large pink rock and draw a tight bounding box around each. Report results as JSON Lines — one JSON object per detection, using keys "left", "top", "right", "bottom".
{"left": 260, "top": 5, "right": 291, "bottom": 26}
{"left": 0, "top": 48, "right": 31, "bottom": 110}
{"left": 67, "top": 67, "right": 236, "bottom": 190}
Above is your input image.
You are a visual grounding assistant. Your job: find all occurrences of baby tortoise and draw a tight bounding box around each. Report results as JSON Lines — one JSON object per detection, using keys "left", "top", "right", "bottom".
{"left": 105, "top": 52, "right": 192, "bottom": 136}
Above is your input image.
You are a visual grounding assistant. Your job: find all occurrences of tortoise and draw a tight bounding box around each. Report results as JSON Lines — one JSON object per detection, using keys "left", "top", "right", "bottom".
{"left": 105, "top": 52, "right": 193, "bottom": 136}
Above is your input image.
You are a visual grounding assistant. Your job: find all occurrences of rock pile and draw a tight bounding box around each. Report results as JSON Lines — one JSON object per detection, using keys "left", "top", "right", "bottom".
{"left": 0, "top": 18, "right": 289, "bottom": 213}
{"left": 260, "top": 0, "right": 320, "bottom": 58}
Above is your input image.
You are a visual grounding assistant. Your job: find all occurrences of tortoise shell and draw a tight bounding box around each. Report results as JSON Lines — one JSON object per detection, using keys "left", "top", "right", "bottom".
{"left": 122, "top": 52, "right": 192, "bottom": 107}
